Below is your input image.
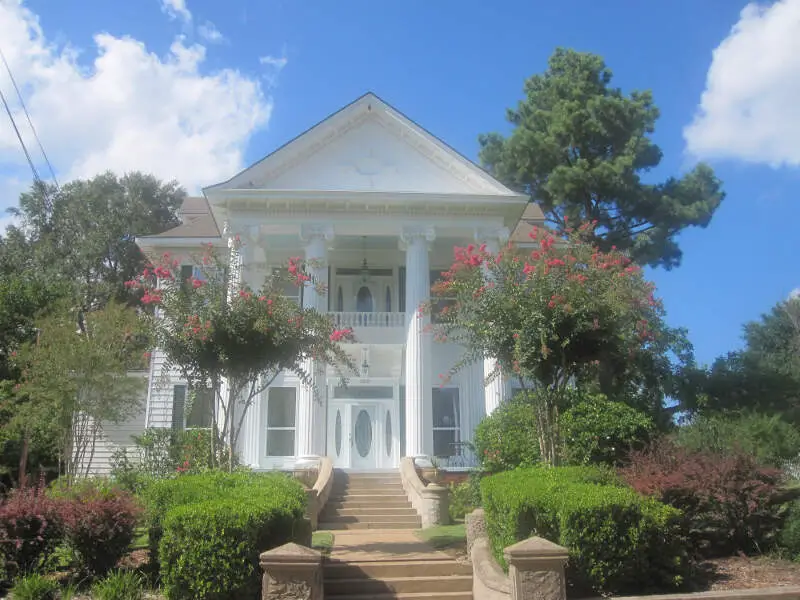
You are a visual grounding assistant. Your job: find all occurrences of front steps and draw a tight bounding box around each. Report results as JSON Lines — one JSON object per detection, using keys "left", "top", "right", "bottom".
{"left": 319, "top": 471, "right": 421, "bottom": 530}
{"left": 319, "top": 471, "right": 472, "bottom": 600}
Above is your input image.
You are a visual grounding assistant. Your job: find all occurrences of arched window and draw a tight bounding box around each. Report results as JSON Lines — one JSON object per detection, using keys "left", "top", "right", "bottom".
{"left": 385, "top": 285, "right": 391, "bottom": 312}
{"left": 356, "top": 286, "right": 373, "bottom": 312}
{"left": 336, "top": 286, "right": 344, "bottom": 312}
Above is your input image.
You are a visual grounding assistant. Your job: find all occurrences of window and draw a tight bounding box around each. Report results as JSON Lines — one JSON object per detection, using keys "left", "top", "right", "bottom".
{"left": 172, "top": 385, "right": 186, "bottom": 430}
{"left": 430, "top": 270, "right": 456, "bottom": 323}
{"left": 179, "top": 264, "right": 205, "bottom": 293}
{"left": 172, "top": 385, "right": 213, "bottom": 430}
{"left": 432, "top": 388, "right": 460, "bottom": 457}
{"left": 385, "top": 285, "right": 392, "bottom": 312}
{"left": 356, "top": 286, "right": 373, "bottom": 312}
{"left": 271, "top": 268, "right": 303, "bottom": 305}
{"left": 266, "top": 387, "right": 296, "bottom": 457}
{"left": 186, "top": 388, "right": 213, "bottom": 428}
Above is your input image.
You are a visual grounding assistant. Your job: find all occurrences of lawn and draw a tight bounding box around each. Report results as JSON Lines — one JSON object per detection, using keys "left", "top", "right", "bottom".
{"left": 415, "top": 523, "right": 466, "bottom": 552}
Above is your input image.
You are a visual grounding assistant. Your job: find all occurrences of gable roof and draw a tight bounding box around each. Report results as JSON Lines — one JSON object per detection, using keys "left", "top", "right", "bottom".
{"left": 140, "top": 197, "right": 221, "bottom": 239}
{"left": 204, "top": 92, "right": 524, "bottom": 198}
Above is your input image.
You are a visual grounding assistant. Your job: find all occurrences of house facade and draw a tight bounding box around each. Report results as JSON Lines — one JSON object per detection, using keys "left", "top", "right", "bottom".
{"left": 129, "top": 93, "right": 543, "bottom": 472}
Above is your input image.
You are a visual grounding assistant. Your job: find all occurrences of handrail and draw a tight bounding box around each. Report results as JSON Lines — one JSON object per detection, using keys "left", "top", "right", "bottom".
{"left": 331, "top": 311, "right": 405, "bottom": 328}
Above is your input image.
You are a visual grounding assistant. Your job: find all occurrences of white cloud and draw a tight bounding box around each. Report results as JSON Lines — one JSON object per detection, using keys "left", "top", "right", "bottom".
{"left": 160, "top": 0, "right": 192, "bottom": 23}
{"left": 260, "top": 53, "right": 288, "bottom": 86}
{"left": 790, "top": 288, "right": 800, "bottom": 300}
{"left": 0, "top": 0, "right": 274, "bottom": 196}
{"left": 684, "top": 0, "right": 800, "bottom": 166}
{"left": 198, "top": 21, "right": 224, "bottom": 43}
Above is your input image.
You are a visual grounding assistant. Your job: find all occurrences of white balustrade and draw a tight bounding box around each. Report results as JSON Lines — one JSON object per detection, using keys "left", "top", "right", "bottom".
{"left": 331, "top": 311, "right": 406, "bottom": 328}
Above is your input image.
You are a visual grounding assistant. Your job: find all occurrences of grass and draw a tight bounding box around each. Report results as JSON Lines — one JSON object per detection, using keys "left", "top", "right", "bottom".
{"left": 415, "top": 523, "right": 466, "bottom": 551}
{"left": 312, "top": 531, "right": 334, "bottom": 556}
{"left": 131, "top": 527, "right": 149, "bottom": 550}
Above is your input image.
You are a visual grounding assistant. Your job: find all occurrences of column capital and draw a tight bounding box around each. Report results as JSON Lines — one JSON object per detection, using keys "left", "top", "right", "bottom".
{"left": 474, "top": 226, "right": 510, "bottom": 246}
{"left": 300, "top": 223, "right": 335, "bottom": 243}
{"left": 399, "top": 226, "right": 436, "bottom": 250}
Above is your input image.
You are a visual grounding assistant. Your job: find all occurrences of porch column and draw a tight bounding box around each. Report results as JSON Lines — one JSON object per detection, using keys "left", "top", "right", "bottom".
{"left": 475, "top": 227, "right": 510, "bottom": 416}
{"left": 221, "top": 221, "right": 244, "bottom": 446}
{"left": 401, "top": 226, "right": 436, "bottom": 458}
{"left": 296, "top": 225, "right": 334, "bottom": 461}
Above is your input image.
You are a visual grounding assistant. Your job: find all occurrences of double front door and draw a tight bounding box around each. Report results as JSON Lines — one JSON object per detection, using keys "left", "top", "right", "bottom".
{"left": 329, "top": 402, "right": 381, "bottom": 470}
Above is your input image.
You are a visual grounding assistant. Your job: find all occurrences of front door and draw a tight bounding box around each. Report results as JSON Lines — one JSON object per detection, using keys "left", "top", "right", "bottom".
{"left": 351, "top": 404, "right": 376, "bottom": 469}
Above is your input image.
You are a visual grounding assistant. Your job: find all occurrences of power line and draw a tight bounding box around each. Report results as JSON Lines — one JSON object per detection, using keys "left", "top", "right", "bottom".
{"left": 0, "top": 45, "right": 59, "bottom": 188}
{"left": 0, "top": 83, "right": 42, "bottom": 187}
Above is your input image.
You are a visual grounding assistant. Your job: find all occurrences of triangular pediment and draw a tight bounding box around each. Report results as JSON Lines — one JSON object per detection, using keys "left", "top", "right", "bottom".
{"left": 206, "top": 93, "right": 519, "bottom": 197}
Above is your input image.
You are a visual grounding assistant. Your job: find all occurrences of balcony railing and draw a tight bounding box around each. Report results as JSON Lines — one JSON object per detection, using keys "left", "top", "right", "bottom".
{"left": 331, "top": 311, "right": 406, "bottom": 328}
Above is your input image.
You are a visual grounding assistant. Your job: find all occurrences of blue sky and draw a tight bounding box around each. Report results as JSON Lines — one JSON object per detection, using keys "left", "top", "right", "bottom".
{"left": 2, "top": 0, "right": 799, "bottom": 365}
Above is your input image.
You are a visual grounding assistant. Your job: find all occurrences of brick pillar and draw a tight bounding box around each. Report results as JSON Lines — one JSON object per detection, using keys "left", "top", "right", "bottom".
{"left": 260, "top": 543, "right": 323, "bottom": 600}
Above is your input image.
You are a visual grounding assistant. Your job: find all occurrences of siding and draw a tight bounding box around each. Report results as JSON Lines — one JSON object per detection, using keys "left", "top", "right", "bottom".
{"left": 145, "top": 348, "right": 182, "bottom": 428}
{"left": 80, "top": 402, "right": 148, "bottom": 476}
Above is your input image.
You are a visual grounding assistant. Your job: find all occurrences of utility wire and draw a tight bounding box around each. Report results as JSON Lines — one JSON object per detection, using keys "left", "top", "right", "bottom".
{"left": 0, "top": 83, "right": 42, "bottom": 186}
{"left": 0, "top": 45, "right": 59, "bottom": 188}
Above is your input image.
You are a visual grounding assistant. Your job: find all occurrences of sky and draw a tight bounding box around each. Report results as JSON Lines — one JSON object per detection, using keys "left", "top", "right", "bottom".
{"left": 0, "top": 0, "right": 799, "bottom": 366}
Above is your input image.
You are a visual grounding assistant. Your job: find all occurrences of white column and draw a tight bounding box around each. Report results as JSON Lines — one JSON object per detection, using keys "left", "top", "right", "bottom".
{"left": 220, "top": 221, "right": 244, "bottom": 446}
{"left": 401, "top": 227, "right": 435, "bottom": 457}
{"left": 238, "top": 388, "right": 261, "bottom": 467}
{"left": 475, "top": 227, "right": 510, "bottom": 416}
{"left": 296, "top": 225, "right": 333, "bottom": 462}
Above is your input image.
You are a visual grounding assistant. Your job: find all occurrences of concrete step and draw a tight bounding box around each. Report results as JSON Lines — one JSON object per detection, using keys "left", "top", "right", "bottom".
{"left": 324, "top": 560, "right": 472, "bottom": 579}
{"left": 325, "top": 594, "right": 471, "bottom": 600}
{"left": 324, "top": 507, "right": 419, "bottom": 517}
{"left": 326, "top": 500, "right": 413, "bottom": 510}
{"left": 329, "top": 493, "right": 409, "bottom": 501}
{"left": 333, "top": 484, "right": 406, "bottom": 492}
{"left": 318, "top": 521, "right": 420, "bottom": 530}
{"left": 325, "top": 575, "right": 472, "bottom": 596}
{"left": 320, "top": 514, "right": 421, "bottom": 525}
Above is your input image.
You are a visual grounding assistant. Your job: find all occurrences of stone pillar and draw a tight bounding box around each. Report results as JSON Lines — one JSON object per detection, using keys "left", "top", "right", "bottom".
{"left": 296, "top": 225, "right": 333, "bottom": 462}
{"left": 504, "top": 537, "right": 569, "bottom": 600}
{"left": 475, "top": 227, "right": 510, "bottom": 416}
{"left": 401, "top": 226, "right": 436, "bottom": 458}
{"left": 260, "top": 543, "right": 323, "bottom": 600}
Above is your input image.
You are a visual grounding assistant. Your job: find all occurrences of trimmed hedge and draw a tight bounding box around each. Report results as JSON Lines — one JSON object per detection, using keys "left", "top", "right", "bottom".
{"left": 481, "top": 467, "right": 688, "bottom": 596}
{"left": 141, "top": 472, "right": 307, "bottom": 600}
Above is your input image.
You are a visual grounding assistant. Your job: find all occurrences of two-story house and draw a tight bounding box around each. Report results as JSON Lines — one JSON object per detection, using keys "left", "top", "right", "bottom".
{"left": 89, "top": 93, "right": 544, "bottom": 474}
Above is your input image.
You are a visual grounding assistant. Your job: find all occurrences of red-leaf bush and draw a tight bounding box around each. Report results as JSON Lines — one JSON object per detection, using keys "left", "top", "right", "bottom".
{"left": 620, "top": 439, "right": 785, "bottom": 557}
{"left": 0, "top": 481, "right": 63, "bottom": 575}
{"left": 57, "top": 484, "right": 141, "bottom": 576}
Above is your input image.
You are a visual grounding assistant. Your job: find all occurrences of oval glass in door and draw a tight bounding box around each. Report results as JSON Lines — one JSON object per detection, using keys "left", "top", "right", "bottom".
{"left": 334, "top": 409, "right": 342, "bottom": 457}
{"left": 354, "top": 409, "right": 372, "bottom": 458}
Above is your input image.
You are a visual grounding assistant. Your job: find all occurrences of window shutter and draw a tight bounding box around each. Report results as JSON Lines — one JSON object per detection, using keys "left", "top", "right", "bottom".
{"left": 172, "top": 385, "right": 186, "bottom": 430}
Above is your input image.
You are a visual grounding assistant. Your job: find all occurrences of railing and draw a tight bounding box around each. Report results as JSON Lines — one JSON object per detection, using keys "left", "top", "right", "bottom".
{"left": 331, "top": 311, "right": 406, "bottom": 328}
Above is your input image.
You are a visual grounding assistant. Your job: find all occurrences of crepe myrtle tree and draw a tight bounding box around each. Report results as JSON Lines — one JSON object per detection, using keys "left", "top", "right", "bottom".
{"left": 428, "top": 221, "right": 674, "bottom": 465}
{"left": 128, "top": 242, "right": 356, "bottom": 471}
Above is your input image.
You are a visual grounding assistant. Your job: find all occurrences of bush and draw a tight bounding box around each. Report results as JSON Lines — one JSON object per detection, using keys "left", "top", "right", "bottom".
{"left": 8, "top": 573, "right": 59, "bottom": 600}
{"left": 0, "top": 482, "right": 63, "bottom": 575}
{"left": 560, "top": 394, "right": 654, "bottom": 466}
{"left": 91, "top": 570, "right": 144, "bottom": 600}
{"left": 676, "top": 412, "right": 800, "bottom": 468}
{"left": 448, "top": 481, "right": 473, "bottom": 522}
{"left": 158, "top": 474, "right": 307, "bottom": 600}
{"left": 621, "top": 439, "right": 786, "bottom": 557}
{"left": 474, "top": 395, "right": 539, "bottom": 472}
{"left": 58, "top": 484, "right": 141, "bottom": 576}
{"left": 780, "top": 500, "right": 800, "bottom": 560}
{"left": 481, "top": 466, "right": 688, "bottom": 596}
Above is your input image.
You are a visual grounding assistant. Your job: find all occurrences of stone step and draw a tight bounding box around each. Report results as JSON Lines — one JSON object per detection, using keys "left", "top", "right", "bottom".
{"left": 329, "top": 493, "right": 409, "bottom": 501}
{"left": 324, "top": 560, "right": 472, "bottom": 579}
{"left": 325, "top": 594, "right": 471, "bottom": 600}
{"left": 318, "top": 521, "right": 420, "bottom": 530}
{"left": 320, "top": 514, "right": 421, "bottom": 525}
{"left": 325, "top": 575, "right": 472, "bottom": 596}
{"left": 326, "top": 500, "right": 413, "bottom": 510}
{"left": 324, "top": 507, "right": 419, "bottom": 517}
{"left": 333, "top": 483, "right": 406, "bottom": 492}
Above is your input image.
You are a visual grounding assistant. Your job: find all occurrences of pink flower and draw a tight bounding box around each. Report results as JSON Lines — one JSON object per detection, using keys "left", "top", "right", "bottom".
{"left": 329, "top": 328, "right": 353, "bottom": 342}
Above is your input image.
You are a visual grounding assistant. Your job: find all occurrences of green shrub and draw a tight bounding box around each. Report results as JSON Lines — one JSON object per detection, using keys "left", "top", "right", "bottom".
{"left": 158, "top": 478, "right": 306, "bottom": 600}
{"left": 676, "top": 412, "right": 800, "bottom": 467}
{"left": 448, "top": 481, "right": 473, "bottom": 522}
{"left": 780, "top": 500, "right": 800, "bottom": 560}
{"left": 560, "top": 394, "right": 654, "bottom": 466}
{"left": 474, "top": 396, "right": 539, "bottom": 472}
{"left": 8, "top": 573, "right": 59, "bottom": 600}
{"left": 481, "top": 467, "right": 688, "bottom": 595}
{"left": 91, "top": 570, "right": 144, "bottom": 600}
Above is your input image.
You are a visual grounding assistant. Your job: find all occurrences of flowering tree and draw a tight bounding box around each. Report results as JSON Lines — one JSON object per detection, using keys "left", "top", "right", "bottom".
{"left": 430, "top": 222, "right": 678, "bottom": 465}
{"left": 129, "top": 243, "right": 355, "bottom": 471}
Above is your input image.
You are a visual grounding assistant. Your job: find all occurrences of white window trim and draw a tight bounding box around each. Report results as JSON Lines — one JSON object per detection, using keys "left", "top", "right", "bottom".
{"left": 265, "top": 387, "right": 298, "bottom": 458}
{"left": 432, "top": 386, "right": 461, "bottom": 457}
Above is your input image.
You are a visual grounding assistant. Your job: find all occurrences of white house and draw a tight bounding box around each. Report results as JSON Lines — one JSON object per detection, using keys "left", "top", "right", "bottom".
{"left": 95, "top": 93, "right": 544, "bottom": 474}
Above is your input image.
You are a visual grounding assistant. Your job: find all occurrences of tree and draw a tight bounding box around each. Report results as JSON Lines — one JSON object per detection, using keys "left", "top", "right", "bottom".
{"left": 430, "top": 223, "right": 683, "bottom": 464}
{"left": 678, "top": 296, "right": 800, "bottom": 422}
{"left": 12, "top": 302, "right": 148, "bottom": 481}
{"left": 479, "top": 48, "right": 725, "bottom": 269}
{"left": 3, "top": 172, "right": 184, "bottom": 308}
{"left": 132, "top": 244, "right": 356, "bottom": 471}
